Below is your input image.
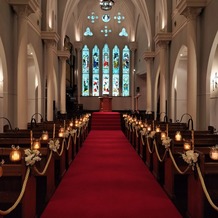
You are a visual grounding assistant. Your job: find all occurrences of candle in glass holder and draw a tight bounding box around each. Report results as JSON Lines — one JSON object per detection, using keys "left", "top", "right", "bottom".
{"left": 156, "top": 126, "right": 160, "bottom": 132}
{"left": 175, "top": 131, "right": 182, "bottom": 141}
{"left": 41, "top": 131, "right": 49, "bottom": 140}
{"left": 184, "top": 142, "right": 191, "bottom": 150}
{"left": 33, "top": 140, "right": 41, "bottom": 150}
{"left": 210, "top": 146, "right": 218, "bottom": 160}
{"left": 10, "top": 150, "right": 21, "bottom": 162}
{"left": 161, "top": 132, "right": 167, "bottom": 140}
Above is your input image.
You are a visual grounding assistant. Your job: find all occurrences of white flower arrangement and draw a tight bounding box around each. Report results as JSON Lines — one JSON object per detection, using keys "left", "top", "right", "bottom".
{"left": 162, "top": 137, "right": 171, "bottom": 149}
{"left": 148, "top": 131, "right": 156, "bottom": 138}
{"left": 63, "top": 130, "right": 69, "bottom": 138}
{"left": 70, "top": 129, "right": 77, "bottom": 136}
{"left": 0, "top": 159, "right": 5, "bottom": 166}
{"left": 24, "top": 149, "right": 41, "bottom": 166}
{"left": 182, "top": 150, "right": 199, "bottom": 170}
{"left": 48, "top": 139, "right": 60, "bottom": 152}
{"left": 140, "top": 127, "right": 148, "bottom": 136}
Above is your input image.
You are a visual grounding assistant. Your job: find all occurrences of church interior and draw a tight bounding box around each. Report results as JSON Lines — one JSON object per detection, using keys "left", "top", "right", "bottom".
{"left": 1, "top": 0, "right": 218, "bottom": 217}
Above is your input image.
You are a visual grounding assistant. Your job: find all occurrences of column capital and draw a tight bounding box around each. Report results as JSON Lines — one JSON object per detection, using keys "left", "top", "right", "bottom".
{"left": 154, "top": 32, "right": 172, "bottom": 49}
{"left": 74, "top": 41, "right": 83, "bottom": 51}
{"left": 57, "top": 50, "right": 71, "bottom": 61}
{"left": 129, "top": 42, "right": 137, "bottom": 52}
{"left": 8, "top": 0, "right": 39, "bottom": 16}
{"left": 143, "top": 51, "right": 155, "bottom": 62}
{"left": 176, "top": 0, "right": 207, "bottom": 18}
{"left": 41, "top": 31, "right": 60, "bottom": 49}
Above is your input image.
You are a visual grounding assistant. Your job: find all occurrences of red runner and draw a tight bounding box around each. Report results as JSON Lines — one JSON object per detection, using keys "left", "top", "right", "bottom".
{"left": 41, "top": 130, "right": 182, "bottom": 218}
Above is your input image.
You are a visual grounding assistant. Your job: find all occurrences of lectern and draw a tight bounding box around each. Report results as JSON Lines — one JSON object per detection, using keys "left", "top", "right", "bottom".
{"left": 99, "top": 96, "right": 112, "bottom": 112}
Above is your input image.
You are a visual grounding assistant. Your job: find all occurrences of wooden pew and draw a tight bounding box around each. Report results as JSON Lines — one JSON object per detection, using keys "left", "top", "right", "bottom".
{"left": 0, "top": 136, "right": 56, "bottom": 215}
{"left": 0, "top": 148, "right": 36, "bottom": 218}
{"left": 187, "top": 152, "right": 218, "bottom": 218}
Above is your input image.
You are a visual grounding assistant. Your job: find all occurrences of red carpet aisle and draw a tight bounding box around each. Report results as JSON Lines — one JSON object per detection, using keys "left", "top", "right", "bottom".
{"left": 41, "top": 130, "right": 182, "bottom": 217}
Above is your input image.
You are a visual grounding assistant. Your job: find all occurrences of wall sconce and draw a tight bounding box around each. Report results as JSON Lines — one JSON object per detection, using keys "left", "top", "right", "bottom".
{"left": 210, "top": 145, "right": 218, "bottom": 160}
{"left": 32, "top": 139, "right": 41, "bottom": 150}
{"left": 175, "top": 131, "right": 182, "bottom": 141}
{"left": 10, "top": 145, "right": 22, "bottom": 162}
{"left": 212, "top": 72, "right": 218, "bottom": 91}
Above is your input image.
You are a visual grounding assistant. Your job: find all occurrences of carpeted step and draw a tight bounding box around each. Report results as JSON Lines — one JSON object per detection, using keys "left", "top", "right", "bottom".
{"left": 91, "top": 112, "right": 121, "bottom": 130}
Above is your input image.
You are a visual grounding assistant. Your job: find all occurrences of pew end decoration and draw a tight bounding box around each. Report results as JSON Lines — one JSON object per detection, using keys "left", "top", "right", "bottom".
{"left": 0, "top": 159, "right": 5, "bottom": 177}
{"left": 181, "top": 150, "right": 199, "bottom": 170}
{"left": 24, "top": 148, "right": 41, "bottom": 166}
{"left": 209, "top": 145, "right": 218, "bottom": 160}
{"left": 48, "top": 138, "right": 60, "bottom": 152}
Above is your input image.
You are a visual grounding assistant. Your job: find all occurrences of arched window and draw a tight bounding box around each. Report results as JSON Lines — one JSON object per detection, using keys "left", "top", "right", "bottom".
{"left": 102, "top": 44, "right": 110, "bottom": 95}
{"left": 82, "top": 45, "right": 90, "bottom": 96}
{"left": 112, "top": 45, "right": 120, "bottom": 96}
{"left": 81, "top": 44, "right": 130, "bottom": 97}
{"left": 122, "top": 45, "right": 130, "bottom": 96}
{"left": 92, "top": 45, "right": 99, "bottom": 96}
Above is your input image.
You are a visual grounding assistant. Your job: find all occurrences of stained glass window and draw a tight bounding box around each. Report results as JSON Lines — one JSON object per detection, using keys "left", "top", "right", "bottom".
{"left": 122, "top": 45, "right": 130, "bottom": 96}
{"left": 92, "top": 45, "right": 99, "bottom": 96}
{"left": 81, "top": 44, "right": 130, "bottom": 97}
{"left": 102, "top": 44, "right": 110, "bottom": 95}
{"left": 82, "top": 45, "right": 90, "bottom": 96}
{"left": 112, "top": 45, "right": 120, "bottom": 96}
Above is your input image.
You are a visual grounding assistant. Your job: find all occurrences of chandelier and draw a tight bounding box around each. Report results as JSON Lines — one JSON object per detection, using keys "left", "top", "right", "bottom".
{"left": 99, "top": 0, "right": 115, "bottom": 11}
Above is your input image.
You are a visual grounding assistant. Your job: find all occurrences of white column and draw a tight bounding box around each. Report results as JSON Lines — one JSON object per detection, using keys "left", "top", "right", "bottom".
{"left": 154, "top": 33, "right": 171, "bottom": 120}
{"left": 58, "top": 51, "right": 70, "bottom": 115}
{"left": 143, "top": 52, "right": 155, "bottom": 112}
{"left": 42, "top": 32, "right": 60, "bottom": 121}
{"left": 17, "top": 9, "right": 28, "bottom": 128}
{"left": 159, "top": 42, "right": 168, "bottom": 115}
{"left": 74, "top": 42, "right": 83, "bottom": 104}
{"left": 129, "top": 42, "right": 137, "bottom": 111}
{"left": 177, "top": 0, "right": 206, "bottom": 128}
{"left": 184, "top": 8, "right": 200, "bottom": 128}
{"left": 9, "top": 1, "right": 38, "bottom": 128}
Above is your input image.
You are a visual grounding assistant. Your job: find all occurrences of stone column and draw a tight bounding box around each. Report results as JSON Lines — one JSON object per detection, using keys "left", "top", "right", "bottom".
{"left": 177, "top": 0, "right": 206, "bottom": 128}
{"left": 57, "top": 50, "right": 70, "bottom": 115}
{"left": 74, "top": 42, "right": 83, "bottom": 104}
{"left": 143, "top": 52, "right": 155, "bottom": 112}
{"left": 8, "top": 0, "right": 38, "bottom": 128}
{"left": 42, "top": 32, "right": 59, "bottom": 121}
{"left": 129, "top": 42, "right": 137, "bottom": 111}
{"left": 154, "top": 33, "right": 171, "bottom": 120}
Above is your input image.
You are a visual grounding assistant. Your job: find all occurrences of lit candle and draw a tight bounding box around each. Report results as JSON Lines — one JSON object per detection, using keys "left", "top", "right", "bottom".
{"left": 210, "top": 146, "right": 218, "bottom": 160}
{"left": 41, "top": 131, "right": 49, "bottom": 140}
{"left": 156, "top": 126, "right": 160, "bottom": 132}
{"left": 33, "top": 140, "right": 41, "bottom": 150}
{"left": 175, "top": 132, "right": 182, "bottom": 141}
{"left": 161, "top": 132, "right": 167, "bottom": 140}
{"left": 10, "top": 151, "right": 21, "bottom": 162}
{"left": 184, "top": 142, "right": 191, "bottom": 150}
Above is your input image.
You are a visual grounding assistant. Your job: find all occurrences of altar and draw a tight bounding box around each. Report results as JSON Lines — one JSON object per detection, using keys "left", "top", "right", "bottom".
{"left": 99, "top": 96, "right": 112, "bottom": 112}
